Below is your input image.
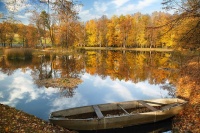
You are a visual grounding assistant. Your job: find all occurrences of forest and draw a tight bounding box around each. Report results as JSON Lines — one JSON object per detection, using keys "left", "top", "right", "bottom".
{"left": 0, "top": 0, "right": 199, "bottom": 50}
{"left": 0, "top": 1, "right": 200, "bottom": 132}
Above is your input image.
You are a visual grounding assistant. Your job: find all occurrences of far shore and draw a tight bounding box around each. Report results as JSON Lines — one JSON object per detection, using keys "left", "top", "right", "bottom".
{"left": 77, "top": 47, "right": 173, "bottom": 52}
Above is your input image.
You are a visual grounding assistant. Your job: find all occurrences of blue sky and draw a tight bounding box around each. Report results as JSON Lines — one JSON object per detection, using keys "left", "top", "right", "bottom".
{"left": 79, "top": 0, "right": 163, "bottom": 21}
{"left": 0, "top": 0, "right": 165, "bottom": 24}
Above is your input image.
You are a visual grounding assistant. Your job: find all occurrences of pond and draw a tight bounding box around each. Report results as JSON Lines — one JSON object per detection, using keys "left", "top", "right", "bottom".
{"left": 0, "top": 49, "right": 199, "bottom": 132}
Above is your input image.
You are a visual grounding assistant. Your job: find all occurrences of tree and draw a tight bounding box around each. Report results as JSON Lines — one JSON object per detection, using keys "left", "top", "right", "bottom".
{"left": 26, "top": 24, "right": 39, "bottom": 47}
{"left": 85, "top": 19, "right": 98, "bottom": 46}
{"left": 29, "top": 11, "right": 46, "bottom": 48}
{"left": 53, "top": 0, "right": 80, "bottom": 48}
{"left": 162, "top": 0, "right": 200, "bottom": 49}
{"left": 0, "top": 22, "right": 7, "bottom": 47}
{"left": 2, "top": 21, "right": 18, "bottom": 47}
{"left": 97, "top": 15, "right": 109, "bottom": 47}
{"left": 17, "top": 23, "right": 28, "bottom": 47}
{"left": 107, "top": 15, "right": 118, "bottom": 47}
{"left": 74, "top": 22, "right": 87, "bottom": 47}
{"left": 40, "top": 11, "right": 49, "bottom": 48}
{"left": 134, "top": 13, "right": 150, "bottom": 48}
{"left": 118, "top": 15, "right": 133, "bottom": 48}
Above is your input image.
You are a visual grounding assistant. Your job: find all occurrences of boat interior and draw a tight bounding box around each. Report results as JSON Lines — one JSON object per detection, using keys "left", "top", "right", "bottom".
{"left": 50, "top": 99, "right": 185, "bottom": 119}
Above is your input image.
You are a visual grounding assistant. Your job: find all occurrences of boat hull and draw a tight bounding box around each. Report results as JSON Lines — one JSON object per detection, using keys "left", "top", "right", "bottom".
{"left": 49, "top": 98, "right": 187, "bottom": 130}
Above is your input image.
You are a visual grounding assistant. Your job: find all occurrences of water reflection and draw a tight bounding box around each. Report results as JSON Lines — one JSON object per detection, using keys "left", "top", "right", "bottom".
{"left": 0, "top": 69, "right": 87, "bottom": 120}
{"left": 0, "top": 50, "right": 180, "bottom": 131}
{"left": 82, "top": 50, "right": 179, "bottom": 86}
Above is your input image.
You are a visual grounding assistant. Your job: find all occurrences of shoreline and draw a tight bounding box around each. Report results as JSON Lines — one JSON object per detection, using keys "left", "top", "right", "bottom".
{"left": 77, "top": 47, "right": 173, "bottom": 52}
{"left": 0, "top": 104, "right": 76, "bottom": 133}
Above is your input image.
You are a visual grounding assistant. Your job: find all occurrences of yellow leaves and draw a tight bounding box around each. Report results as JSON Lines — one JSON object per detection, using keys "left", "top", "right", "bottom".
{"left": 85, "top": 20, "right": 98, "bottom": 46}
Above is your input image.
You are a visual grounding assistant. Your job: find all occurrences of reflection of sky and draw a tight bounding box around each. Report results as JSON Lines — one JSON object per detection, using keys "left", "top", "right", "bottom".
{"left": 80, "top": 73, "right": 169, "bottom": 104}
{"left": 0, "top": 69, "right": 170, "bottom": 121}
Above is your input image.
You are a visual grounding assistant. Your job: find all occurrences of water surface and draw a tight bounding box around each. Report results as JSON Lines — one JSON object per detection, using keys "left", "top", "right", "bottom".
{"left": 0, "top": 50, "right": 177, "bottom": 131}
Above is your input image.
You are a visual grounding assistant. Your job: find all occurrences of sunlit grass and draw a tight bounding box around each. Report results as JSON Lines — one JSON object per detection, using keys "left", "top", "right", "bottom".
{"left": 4, "top": 48, "right": 33, "bottom": 60}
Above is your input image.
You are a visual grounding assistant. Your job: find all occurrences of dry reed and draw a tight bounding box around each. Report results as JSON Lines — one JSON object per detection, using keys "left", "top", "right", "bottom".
{"left": 4, "top": 48, "right": 33, "bottom": 60}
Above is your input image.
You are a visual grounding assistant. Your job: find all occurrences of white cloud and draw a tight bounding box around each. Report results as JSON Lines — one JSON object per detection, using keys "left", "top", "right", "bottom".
{"left": 109, "top": 82, "right": 135, "bottom": 101}
{"left": 0, "top": 73, "right": 7, "bottom": 81}
{"left": 0, "top": 70, "right": 60, "bottom": 106}
{"left": 93, "top": 76, "right": 108, "bottom": 87}
{"left": 115, "top": 0, "right": 159, "bottom": 16}
{"left": 49, "top": 92, "right": 88, "bottom": 113}
{"left": 0, "top": 92, "right": 3, "bottom": 98}
{"left": 7, "top": 76, "right": 38, "bottom": 104}
{"left": 91, "top": 74, "right": 135, "bottom": 101}
{"left": 82, "top": 72, "right": 90, "bottom": 79}
{"left": 16, "top": 15, "right": 26, "bottom": 19}
{"left": 135, "top": 82, "right": 167, "bottom": 98}
{"left": 94, "top": 1, "right": 110, "bottom": 13}
{"left": 79, "top": 8, "right": 99, "bottom": 21}
{"left": 136, "top": 0, "right": 158, "bottom": 10}
{"left": 16, "top": 12, "right": 31, "bottom": 19}
{"left": 3, "top": 0, "right": 29, "bottom": 12}
{"left": 111, "top": 0, "right": 130, "bottom": 8}
{"left": 115, "top": 4, "right": 135, "bottom": 15}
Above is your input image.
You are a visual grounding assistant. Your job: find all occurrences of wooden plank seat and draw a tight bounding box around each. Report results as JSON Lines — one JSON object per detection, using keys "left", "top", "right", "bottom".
{"left": 137, "top": 100, "right": 158, "bottom": 111}
{"left": 117, "top": 104, "right": 130, "bottom": 115}
{"left": 92, "top": 105, "right": 104, "bottom": 119}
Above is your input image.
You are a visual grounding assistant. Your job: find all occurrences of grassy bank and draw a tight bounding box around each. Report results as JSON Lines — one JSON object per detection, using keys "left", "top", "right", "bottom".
{"left": 77, "top": 47, "right": 173, "bottom": 52}
{"left": 0, "top": 104, "right": 75, "bottom": 133}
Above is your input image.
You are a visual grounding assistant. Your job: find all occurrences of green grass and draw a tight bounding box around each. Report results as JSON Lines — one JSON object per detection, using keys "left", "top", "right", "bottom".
{"left": 4, "top": 48, "right": 33, "bottom": 60}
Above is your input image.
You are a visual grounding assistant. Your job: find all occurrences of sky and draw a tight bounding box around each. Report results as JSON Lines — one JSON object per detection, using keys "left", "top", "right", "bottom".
{"left": 0, "top": 0, "right": 165, "bottom": 24}
{"left": 79, "top": 0, "right": 163, "bottom": 21}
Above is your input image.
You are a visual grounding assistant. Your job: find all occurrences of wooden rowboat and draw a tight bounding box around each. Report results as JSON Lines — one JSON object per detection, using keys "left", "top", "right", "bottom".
{"left": 49, "top": 98, "right": 187, "bottom": 130}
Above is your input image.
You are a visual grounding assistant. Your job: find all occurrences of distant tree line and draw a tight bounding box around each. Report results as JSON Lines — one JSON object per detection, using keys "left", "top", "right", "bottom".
{"left": 0, "top": 0, "right": 199, "bottom": 50}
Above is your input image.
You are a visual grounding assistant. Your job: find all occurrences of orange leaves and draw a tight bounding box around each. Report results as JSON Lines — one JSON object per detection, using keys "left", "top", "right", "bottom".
{"left": 173, "top": 103, "right": 200, "bottom": 132}
{"left": 0, "top": 104, "right": 73, "bottom": 133}
{"left": 173, "top": 53, "right": 200, "bottom": 132}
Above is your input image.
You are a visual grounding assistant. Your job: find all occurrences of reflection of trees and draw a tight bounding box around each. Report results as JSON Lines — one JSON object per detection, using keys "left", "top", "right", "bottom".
{"left": 81, "top": 50, "right": 200, "bottom": 132}
{"left": 59, "top": 87, "right": 76, "bottom": 98}
{"left": 95, "top": 50, "right": 108, "bottom": 80}
{"left": 160, "top": 83, "right": 176, "bottom": 97}
{"left": 31, "top": 52, "right": 83, "bottom": 97}
{"left": 0, "top": 57, "right": 14, "bottom": 75}
{"left": 0, "top": 51, "right": 84, "bottom": 98}
{"left": 1, "top": 49, "right": 199, "bottom": 131}
{"left": 0, "top": 50, "right": 187, "bottom": 99}
{"left": 83, "top": 50, "right": 179, "bottom": 85}
{"left": 0, "top": 56, "right": 32, "bottom": 75}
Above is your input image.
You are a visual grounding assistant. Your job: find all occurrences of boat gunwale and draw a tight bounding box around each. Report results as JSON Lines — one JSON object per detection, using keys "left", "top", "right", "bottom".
{"left": 49, "top": 104, "right": 180, "bottom": 121}
{"left": 49, "top": 99, "right": 187, "bottom": 121}
{"left": 50, "top": 98, "right": 185, "bottom": 113}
